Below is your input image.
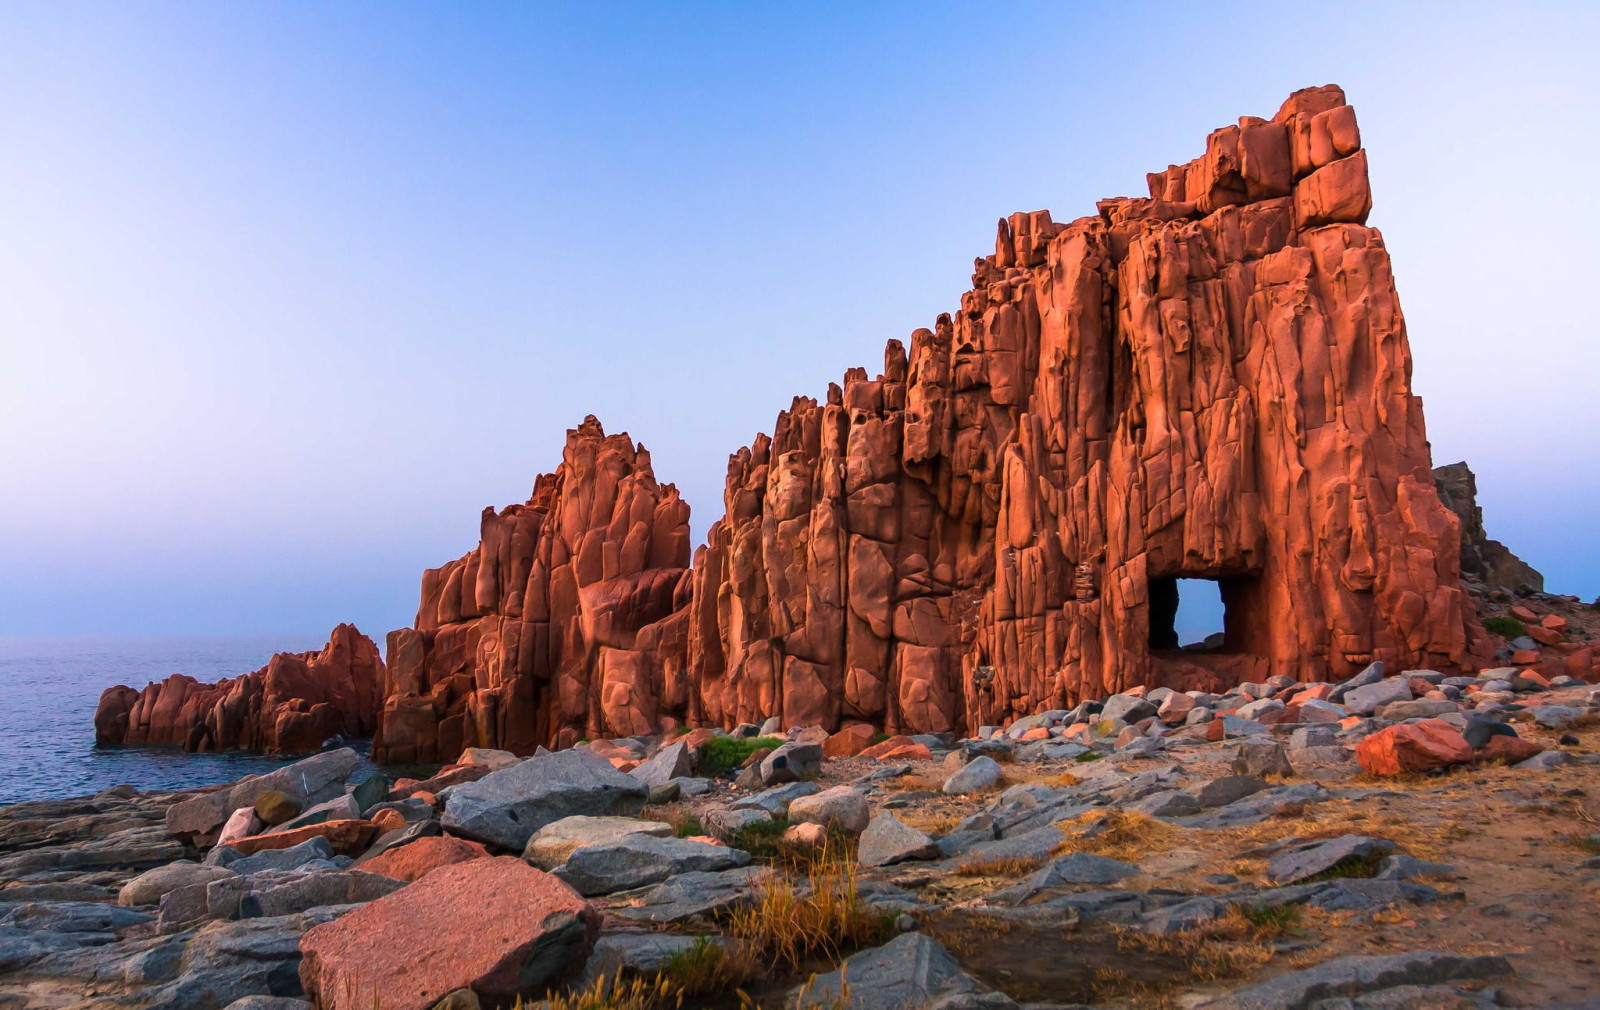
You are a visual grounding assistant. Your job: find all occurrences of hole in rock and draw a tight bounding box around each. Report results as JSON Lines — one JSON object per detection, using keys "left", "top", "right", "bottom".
{"left": 1147, "top": 577, "right": 1234, "bottom": 651}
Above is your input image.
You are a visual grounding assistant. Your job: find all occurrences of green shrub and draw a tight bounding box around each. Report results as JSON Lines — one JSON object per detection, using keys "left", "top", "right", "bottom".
{"left": 1483, "top": 615, "right": 1525, "bottom": 639}
{"left": 727, "top": 816, "right": 790, "bottom": 858}
{"left": 1236, "top": 903, "right": 1301, "bottom": 931}
{"left": 698, "top": 736, "right": 784, "bottom": 776}
{"left": 673, "top": 814, "right": 704, "bottom": 839}
{"left": 1073, "top": 751, "right": 1104, "bottom": 763}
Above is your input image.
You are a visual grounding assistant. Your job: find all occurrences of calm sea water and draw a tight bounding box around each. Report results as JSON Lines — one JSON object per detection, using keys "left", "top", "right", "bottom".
{"left": 0, "top": 634, "right": 341, "bottom": 806}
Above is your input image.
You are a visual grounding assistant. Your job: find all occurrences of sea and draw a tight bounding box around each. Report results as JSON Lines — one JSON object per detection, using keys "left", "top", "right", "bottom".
{"left": 0, "top": 633, "right": 338, "bottom": 806}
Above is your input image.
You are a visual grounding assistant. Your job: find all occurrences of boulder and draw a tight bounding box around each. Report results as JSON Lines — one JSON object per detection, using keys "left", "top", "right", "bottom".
{"left": 1197, "top": 950, "right": 1511, "bottom": 1009}
{"left": 788, "top": 932, "right": 993, "bottom": 1009}
{"left": 244, "top": 870, "right": 407, "bottom": 918}
{"left": 1476, "top": 735, "right": 1544, "bottom": 764}
{"left": 145, "top": 905, "right": 358, "bottom": 1010}
{"left": 227, "top": 820, "right": 378, "bottom": 858}
{"left": 857, "top": 814, "right": 940, "bottom": 868}
{"left": 943, "top": 755, "right": 1003, "bottom": 795}
{"left": 119, "top": 862, "right": 237, "bottom": 907}
{"left": 551, "top": 835, "right": 751, "bottom": 896}
{"left": 1343, "top": 678, "right": 1413, "bottom": 716}
{"left": 1268, "top": 834, "right": 1396, "bottom": 884}
{"left": 629, "top": 741, "right": 693, "bottom": 787}
{"left": 731, "top": 781, "right": 820, "bottom": 815}
{"left": 359, "top": 835, "right": 490, "bottom": 882}
{"left": 822, "top": 723, "right": 878, "bottom": 757}
{"left": 758, "top": 742, "right": 824, "bottom": 784}
{"left": 298, "top": 858, "right": 598, "bottom": 1010}
{"left": 219, "top": 807, "right": 264, "bottom": 845}
{"left": 521, "top": 815, "right": 675, "bottom": 869}
{"left": 456, "top": 748, "right": 520, "bottom": 771}
{"left": 1355, "top": 719, "right": 1473, "bottom": 776}
{"left": 1232, "top": 739, "right": 1294, "bottom": 778}
{"left": 787, "top": 786, "right": 871, "bottom": 834}
{"left": 441, "top": 747, "right": 648, "bottom": 851}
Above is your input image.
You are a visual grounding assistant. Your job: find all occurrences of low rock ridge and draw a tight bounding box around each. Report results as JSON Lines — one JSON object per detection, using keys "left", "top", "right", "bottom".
{"left": 94, "top": 625, "right": 383, "bottom": 755}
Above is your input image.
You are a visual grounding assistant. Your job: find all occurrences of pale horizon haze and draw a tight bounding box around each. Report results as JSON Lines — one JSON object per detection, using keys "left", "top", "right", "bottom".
{"left": 2, "top": 2, "right": 1596, "bottom": 645}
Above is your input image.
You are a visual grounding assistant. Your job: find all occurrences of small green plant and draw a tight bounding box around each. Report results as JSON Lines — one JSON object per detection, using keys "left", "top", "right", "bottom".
{"left": 1299, "top": 850, "right": 1386, "bottom": 883}
{"left": 1483, "top": 615, "right": 1526, "bottom": 639}
{"left": 673, "top": 814, "right": 705, "bottom": 839}
{"left": 727, "top": 815, "right": 790, "bottom": 857}
{"left": 699, "top": 736, "right": 784, "bottom": 775}
{"left": 1236, "top": 902, "right": 1301, "bottom": 932}
{"left": 1073, "top": 751, "right": 1104, "bottom": 763}
{"left": 870, "top": 731, "right": 891, "bottom": 744}
{"left": 673, "top": 725, "right": 692, "bottom": 737}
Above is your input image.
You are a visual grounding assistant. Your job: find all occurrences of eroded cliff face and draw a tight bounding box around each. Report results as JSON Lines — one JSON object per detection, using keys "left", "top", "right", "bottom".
{"left": 373, "top": 85, "right": 1491, "bottom": 754}
{"left": 689, "top": 84, "right": 1489, "bottom": 736}
{"left": 371, "top": 417, "right": 692, "bottom": 762}
{"left": 1433, "top": 461, "right": 1544, "bottom": 592}
{"left": 94, "top": 624, "right": 383, "bottom": 754}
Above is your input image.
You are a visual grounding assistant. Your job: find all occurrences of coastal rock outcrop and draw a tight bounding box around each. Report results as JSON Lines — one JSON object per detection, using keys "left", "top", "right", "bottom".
{"left": 1432, "top": 460, "right": 1544, "bottom": 592}
{"left": 94, "top": 625, "right": 383, "bottom": 754}
{"left": 370, "top": 85, "right": 1491, "bottom": 755}
{"left": 686, "top": 84, "right": 1489, "bottom": 736}
{"left": 371, "top": 416, "right": 692, "bottom": 761}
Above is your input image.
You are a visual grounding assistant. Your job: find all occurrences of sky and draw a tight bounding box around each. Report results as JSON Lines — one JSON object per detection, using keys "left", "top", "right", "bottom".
{"left": 1, "top": 1, "right": 1596, "bottom": 641}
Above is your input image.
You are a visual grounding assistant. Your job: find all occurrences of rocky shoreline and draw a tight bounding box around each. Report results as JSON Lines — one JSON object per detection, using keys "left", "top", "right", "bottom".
{"left": 7, "top": 593, "right": 1600, "bottom": 1009}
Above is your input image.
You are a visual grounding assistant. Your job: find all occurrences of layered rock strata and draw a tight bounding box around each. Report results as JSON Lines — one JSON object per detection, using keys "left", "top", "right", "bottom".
{"left": 1432, "top": 461, "right": 1543, "bottom": 592}
{"left": 374, "top": 85, "right": 1490, "bottom": 754}
{"left": 94, "top": 625, "right": 383, "bottom": 754}
{"left": 371, "top": 417, "right": 692, "bottom": 761}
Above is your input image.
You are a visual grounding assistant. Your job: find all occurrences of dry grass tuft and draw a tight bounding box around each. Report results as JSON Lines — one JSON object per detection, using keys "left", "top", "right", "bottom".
{"left": 1053, "top": 809, "right": 1178, "bottom": 862}
{"left": 1106, "top": 903, "right": 1287, "bottom": 987}
{"left": 953, "top": 855, "right": 1045, "bottom": 878}
{"left": 541, "top": 971, "right": 684, "bottom": 1010}
{"left": 896, "top": 809, "right": 961, "bottom": 836}
{"left": 656, "top": 936, "right": 755, "bottom": 995}
{"left": 888, "top": 774, "right": 945, "bottom": 793}
{"left": 727, "top": 839, "right": 893, "bottom": 972}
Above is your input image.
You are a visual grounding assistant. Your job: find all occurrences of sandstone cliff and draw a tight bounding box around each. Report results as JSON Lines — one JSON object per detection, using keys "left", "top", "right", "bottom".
{"left": 372, "top": 85, "right": 1492, "bottom": 756}
{"left": 94, "top": 624, "right": 383, "bottom": 754}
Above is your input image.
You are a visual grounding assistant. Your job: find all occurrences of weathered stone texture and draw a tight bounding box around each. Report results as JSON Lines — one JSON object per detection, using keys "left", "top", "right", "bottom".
{"left": 687, "top": 84, "right": 1488, "bottom": 736}
{"left": 372, "top": 86, "right": 1489, "bottom": 754}
{"left": 1432, "top": 460, "right": 1544, "bottom": 591}
{"left": 94, "top": 625, "right": 382, "bottom": 754}
{"left": 372, "top": 416, "right": 691, "bottom": 761}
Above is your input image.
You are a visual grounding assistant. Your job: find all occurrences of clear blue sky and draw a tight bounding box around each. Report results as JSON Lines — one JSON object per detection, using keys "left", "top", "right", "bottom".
{"left": 2, "top": 2, "right": 1596, "bottom": 639}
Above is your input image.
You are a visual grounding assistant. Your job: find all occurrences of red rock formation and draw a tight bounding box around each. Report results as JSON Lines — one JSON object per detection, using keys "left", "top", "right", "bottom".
{"left": 93, "top": 624, "right": 383, "bottom": 754}
{"left": 1432, "top": 460, "right": 1544, "bottom": 591}
{"left": 686, "top": 84, "right": 1490, "bottom": 737}
{"left": 372, "top": 86, "right": 1490, "bottom": 754}
{"left": 371, "top": 416, "right": 692, "bottom": 762}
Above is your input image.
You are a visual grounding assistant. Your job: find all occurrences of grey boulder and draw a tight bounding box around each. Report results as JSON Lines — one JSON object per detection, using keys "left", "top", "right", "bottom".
{"left": 789, "top": 932, "right": 1002, "bottom": 1010}
{"left": 1268, "top": 835, "right": 1396, "bottom": 885}
{"left": 553, "top": 835, "right": 751, "bottom": 896}
{"left": 441, "top": 747, "right": 648, "bottom": 851}
{"left": 858, "top": 814, "right": 940, "bottom": 868}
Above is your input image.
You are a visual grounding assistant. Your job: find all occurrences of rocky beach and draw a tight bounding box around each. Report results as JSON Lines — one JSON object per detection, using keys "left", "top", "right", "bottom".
{"left": 5, "top": 586, "right": 1600, "bottom": 1008}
